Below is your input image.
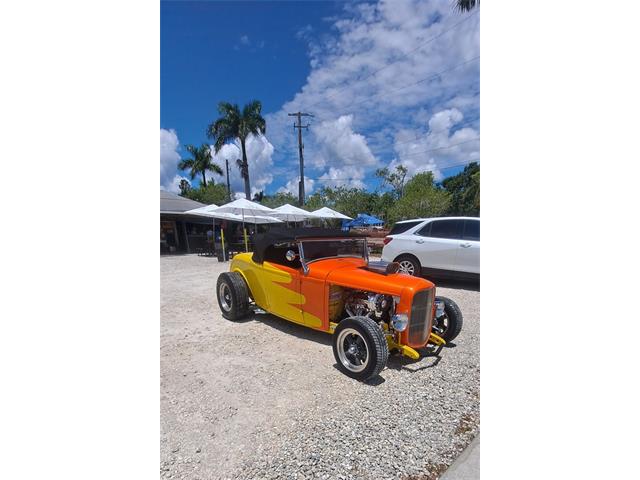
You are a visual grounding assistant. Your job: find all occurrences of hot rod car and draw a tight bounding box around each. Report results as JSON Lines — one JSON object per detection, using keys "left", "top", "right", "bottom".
{"left": 216, "top": 228, "right": 463, "bottom": 380}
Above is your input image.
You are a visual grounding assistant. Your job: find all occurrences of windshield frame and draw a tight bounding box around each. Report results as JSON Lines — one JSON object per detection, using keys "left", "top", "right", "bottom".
{"left": 297, "top": 237, "right": 369, "bottom": 273}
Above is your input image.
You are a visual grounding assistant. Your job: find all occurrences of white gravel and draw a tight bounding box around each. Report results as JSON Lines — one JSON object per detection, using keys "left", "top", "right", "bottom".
{"left": 161, "top": 254, "right": 479, "bottom": 480}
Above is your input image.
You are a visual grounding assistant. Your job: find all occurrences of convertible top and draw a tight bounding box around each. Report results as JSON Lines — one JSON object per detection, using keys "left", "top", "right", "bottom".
{"left": 251, "top": 227, "right": 365, "bottom": 264}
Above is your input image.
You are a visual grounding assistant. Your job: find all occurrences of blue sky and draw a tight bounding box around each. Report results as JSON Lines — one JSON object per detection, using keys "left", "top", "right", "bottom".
{"left": 160, "top": 0, "right": 480, "bottom": 197}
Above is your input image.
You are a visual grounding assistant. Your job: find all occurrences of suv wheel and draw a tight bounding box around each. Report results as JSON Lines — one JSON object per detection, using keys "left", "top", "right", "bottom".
{"left": 332, "top": 316, "right": 389, "bottom": 381}
{"left": 396, "top": 255, "right": 421, "bottom": 277}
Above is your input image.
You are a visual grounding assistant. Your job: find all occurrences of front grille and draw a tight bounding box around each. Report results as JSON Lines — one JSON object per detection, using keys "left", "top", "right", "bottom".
{"left": 408, "top": 288, "right": 434, "bottom": 345}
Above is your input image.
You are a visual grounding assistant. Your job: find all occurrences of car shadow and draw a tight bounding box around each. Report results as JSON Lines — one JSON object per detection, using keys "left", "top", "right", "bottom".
{"left": 387, "top": 352, "right": 443, "bottom": 372}
{"left": 424, "top": 276, "right": 480, "bottom": 292}
{"left": 242, "top": 310, "right": 332, "bottom": 346}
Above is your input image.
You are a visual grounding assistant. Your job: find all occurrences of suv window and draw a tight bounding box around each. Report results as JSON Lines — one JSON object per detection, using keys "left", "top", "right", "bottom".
{"left": 427, "top": 219, "right": 463, "bottom": 240}
{"left": 462, "top": 219, "right": 480, "bottom": 241}
{"left": 389, "top": 221, "right": 422, "bottom": 235}
{"left": 416, "top": 222, "right": 431, "bottom": 236}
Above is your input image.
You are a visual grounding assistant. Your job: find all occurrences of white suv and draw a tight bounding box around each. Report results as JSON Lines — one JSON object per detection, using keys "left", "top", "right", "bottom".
{"left": 381, "top": 217, "right": 479, "bottom": 279}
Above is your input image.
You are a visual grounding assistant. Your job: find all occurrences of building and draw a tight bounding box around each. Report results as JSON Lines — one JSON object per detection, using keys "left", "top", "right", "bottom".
{"left": 160, "top": 190, "right": 212, "bottom": 254}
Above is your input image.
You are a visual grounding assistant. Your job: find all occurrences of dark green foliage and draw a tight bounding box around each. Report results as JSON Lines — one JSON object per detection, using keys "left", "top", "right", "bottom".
{"left": 177, "top": 144, "right": 223, "bottom": 188}
{"left": 178, "top": 179, "right": 191, "bottom": 196}
{"left": 259, "top": 192, "right": 298, "bottom": 209}
{"left": 180, "top": 182, "right": 229, "bottom": 206}
{"left": 454, "top": 0, "right": 479, "bottom": 13}
{"left": 386, "top": 172, "right": 451, "bottom": 224}
{"left": 441, "top": 162, "right": 480, "bottom": 216}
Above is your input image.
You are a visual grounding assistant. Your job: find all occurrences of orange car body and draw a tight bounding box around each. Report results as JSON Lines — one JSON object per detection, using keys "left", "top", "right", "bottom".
{"left": 230, "top": 252, "right": 436, "bottom": 350}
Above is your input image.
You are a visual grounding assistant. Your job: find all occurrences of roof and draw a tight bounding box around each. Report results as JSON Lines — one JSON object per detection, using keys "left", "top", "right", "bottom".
{"left": 252, "top": 227, "right": 366, "bottom": 264}
{"left": 395, "top": 216, "right": 479, "bottom": 223}
{"left": 160, "top": 190, "right": 206, "bottom": 213}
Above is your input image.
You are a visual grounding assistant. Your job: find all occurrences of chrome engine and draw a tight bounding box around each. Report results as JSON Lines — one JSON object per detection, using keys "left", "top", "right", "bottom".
{"left": 343, "top": 291, "right": 394, "bottom": 322}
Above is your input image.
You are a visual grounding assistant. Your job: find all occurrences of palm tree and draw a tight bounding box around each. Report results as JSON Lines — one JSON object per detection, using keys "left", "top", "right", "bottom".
{"left": 178, "top": 144, "right": 223, "bottom": 188}
{"left": 208, "top": 100, "right": 266, "bottom": 199}
{"left": 455, "top": 0, "right": 479, "bottom": 12}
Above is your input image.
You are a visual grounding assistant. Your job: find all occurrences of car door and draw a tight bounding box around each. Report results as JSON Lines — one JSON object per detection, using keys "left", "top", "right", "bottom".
{"left": 456, "top": 219, "right": 480, "bottom": 274}
{"left": 414, "top": 219, "right": 463, "bottom": 271}
{"left": 261, "top": 260, "right": 304, "bottom": 325}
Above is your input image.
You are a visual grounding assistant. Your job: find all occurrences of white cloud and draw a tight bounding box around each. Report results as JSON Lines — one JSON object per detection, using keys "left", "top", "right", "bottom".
{"left": 160, "top": 128, "right": 185, "bottom": 192}
{"left": 210, "top": 134, "right": 275, "bottom": 198}
{"left": 240, "top": 35, "right": 250, "bottom": 45}
{"left": 386, "top": 108, "right": 480, "bottom": 181}
{"left": 277, "top": 176, "right": 316, "bottom": 196}
{"left": 264, "top": 0, "right": 479, "bottom": 189}
{"left": 310, "top": 115, "right": 377, "bottom": 170}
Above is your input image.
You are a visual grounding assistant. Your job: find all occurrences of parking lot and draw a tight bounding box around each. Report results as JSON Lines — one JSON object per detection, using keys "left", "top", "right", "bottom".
{"left": 161, "top": 254, "right": 479, "bottom": 480}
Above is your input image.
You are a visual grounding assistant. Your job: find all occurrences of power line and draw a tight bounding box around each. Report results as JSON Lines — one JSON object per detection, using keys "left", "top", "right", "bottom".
{"left": 369, "top": 115, "right": 479, "bottom": 153}
{"left": 300, "top": 10, "right": 480, "bottom": 111}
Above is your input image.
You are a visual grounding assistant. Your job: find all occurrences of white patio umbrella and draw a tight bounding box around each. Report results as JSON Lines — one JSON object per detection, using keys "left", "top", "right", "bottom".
{"left": 310, "top": 206, "right": 352, "bottom": 220}
{"left": 272, "top": 203, "right": 319, "bottom": 223}
{"left": 210, "top": 199, "right": 278, "bottom": 252}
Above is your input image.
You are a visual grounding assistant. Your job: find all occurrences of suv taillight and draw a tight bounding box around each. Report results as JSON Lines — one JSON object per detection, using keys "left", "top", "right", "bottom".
{"left": 383, "top": 236, "right": 392, "bottom": 245}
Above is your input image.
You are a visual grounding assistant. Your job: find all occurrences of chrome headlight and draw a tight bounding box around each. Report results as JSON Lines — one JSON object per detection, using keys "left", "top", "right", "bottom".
{"left": 391, "top": 313, "right": 409, "bottom": 332}
{"left": 435, "top": 300, "right": 445, "bottom": 318}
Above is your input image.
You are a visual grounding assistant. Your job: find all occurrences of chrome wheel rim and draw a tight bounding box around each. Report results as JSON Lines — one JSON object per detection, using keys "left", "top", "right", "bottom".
{"left": 336, "top": 328, "right": 369, "bottom": 373}
{"left": 398, "top": 260, "right": 415, "bottom": 276}
{"left": 218, "top": 283, "right": 232, "bottom": 312}
{"left": 433, "top": 314, "right": 449, "bottom": 336}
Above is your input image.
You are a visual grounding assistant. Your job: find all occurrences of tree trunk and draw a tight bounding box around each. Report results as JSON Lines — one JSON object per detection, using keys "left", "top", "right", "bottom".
{"left": 201, "top": 171, "right": 207, "bottom": 188}
{"left": 240, "top": 137, "right": 250, "bottom": 199}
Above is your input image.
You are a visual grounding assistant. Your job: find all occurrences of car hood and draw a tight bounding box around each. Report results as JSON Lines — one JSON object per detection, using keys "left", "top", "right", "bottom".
{"left": 309, "top": 257, "right": 434, "bottom": 296}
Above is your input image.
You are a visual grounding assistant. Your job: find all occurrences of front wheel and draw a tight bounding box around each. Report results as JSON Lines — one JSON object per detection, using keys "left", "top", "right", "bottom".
{"left": 332, "top": 316, "right": 389, "bottom": 381}
{"left": 432, "top": 296, "right": 463, "bottom": 342}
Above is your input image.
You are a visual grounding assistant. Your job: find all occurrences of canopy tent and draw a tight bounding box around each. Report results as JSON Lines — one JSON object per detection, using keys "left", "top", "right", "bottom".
{"left": 310, "top": 206, "right": 352, "bottom": 220}
{"left": 343, "top": 213, "right": 384, "bottom": 228}
{"left": 208, "top": 199, "right": 279, "bottom": 252}
{"left": 272, "top": 204, "right": 319, "bottom": 223}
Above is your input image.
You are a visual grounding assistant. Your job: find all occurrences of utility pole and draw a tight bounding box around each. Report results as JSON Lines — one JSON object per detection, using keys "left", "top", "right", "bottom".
{"left": 288, "top": 111, "right": 313, "bottom": 206}
{"left": 225, "top": 158, "right": 232, "bottom": 202}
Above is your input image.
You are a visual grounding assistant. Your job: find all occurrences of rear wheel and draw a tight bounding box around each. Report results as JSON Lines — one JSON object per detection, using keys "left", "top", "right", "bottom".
{"left": 332, "top": 316, "right": 389, "bottom": 381}
{"left": 432, "top": 296, "right": 463, "bottom": 342}
{"left": 216, "top": 272, "right": 250, "bottom": 321}
{"left": 396, "top": 255, "right": 421, "bottom": 277}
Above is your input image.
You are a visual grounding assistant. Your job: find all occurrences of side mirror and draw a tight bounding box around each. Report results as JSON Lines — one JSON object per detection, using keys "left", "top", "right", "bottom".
{"left": 285, "top": 250, "right": 298, "bottom": 262}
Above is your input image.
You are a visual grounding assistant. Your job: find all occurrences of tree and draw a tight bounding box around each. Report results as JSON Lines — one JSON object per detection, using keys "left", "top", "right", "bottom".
{"left": 178, "top": 179, "right": 191, "bottom": 196}
{"left": 252, "top": 190, "right": 264, "bottom": 202}
{"left": 181, "top": 182, "right": 229, "bottom": 206}
{"left": 208, "top": 100, "right": 266, "bottom": 199}
{"left": 455, "top": 0, "right": 479, "bottom": 13}
{"left": 178, "top": 144, "right": 223, "bottom": 188}
{"left": 441, "top": 162, "right": 480, "bottom": 216}
{"left": 386, "top": 172, "right": 450, "bottom": 224}
{"left": 259, "top": 192, "right": 298, "bottom": 209}
{"left": 375, "top": 165, "right": 408, "bottom": 199}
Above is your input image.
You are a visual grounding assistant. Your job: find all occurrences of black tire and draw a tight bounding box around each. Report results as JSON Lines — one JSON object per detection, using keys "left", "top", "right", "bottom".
{"left": 332, "top": 316, "right": 389, "bottom": 381}
{"left": 395, "top": 254, "right": 421, "bottom": 277}
{"left": 216, "top": 272, "right": 250, "bottom": 321}
{"left": 433, "top": 296, "right": 463, "bottom": 342}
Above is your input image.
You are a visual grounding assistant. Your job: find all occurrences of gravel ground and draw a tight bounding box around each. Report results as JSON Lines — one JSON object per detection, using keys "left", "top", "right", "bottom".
{"left": 161, "top": 254, "right": 479, "bottom": 480}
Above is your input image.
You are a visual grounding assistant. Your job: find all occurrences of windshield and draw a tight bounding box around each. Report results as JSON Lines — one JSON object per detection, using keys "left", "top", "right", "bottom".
{"left": 299, "top": 238, "right": 367, "bottom": 263}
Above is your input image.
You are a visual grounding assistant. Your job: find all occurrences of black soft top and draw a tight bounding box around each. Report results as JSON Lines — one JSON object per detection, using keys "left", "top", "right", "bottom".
{"left": 252, "top": 227, "right": 365, "bottom": 264}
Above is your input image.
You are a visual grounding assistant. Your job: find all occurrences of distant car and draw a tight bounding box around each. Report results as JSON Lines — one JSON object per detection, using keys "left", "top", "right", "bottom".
{"left": 381, "top": 217, "right": 479, "bottom": 280}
